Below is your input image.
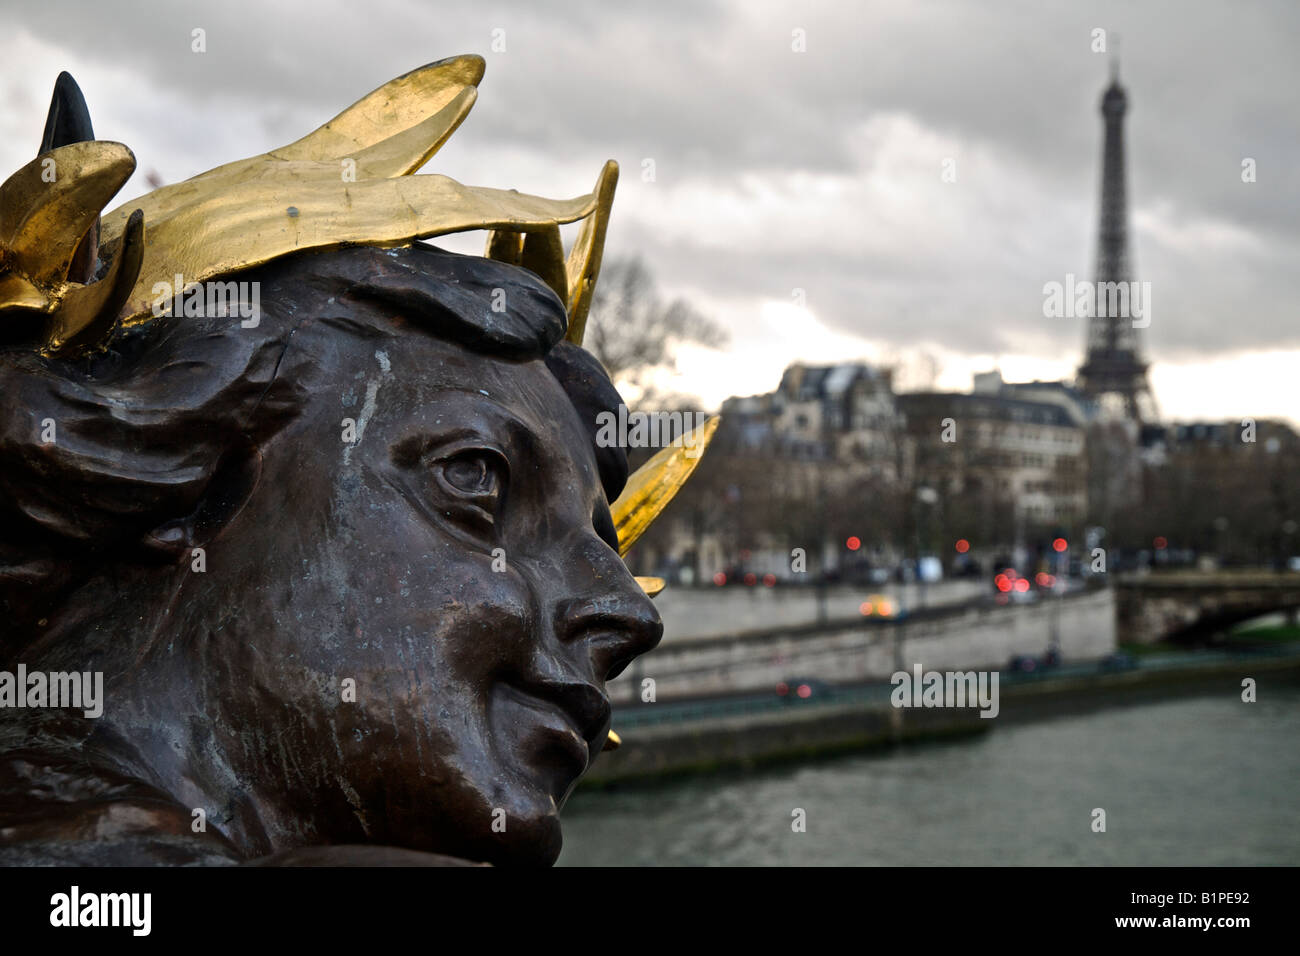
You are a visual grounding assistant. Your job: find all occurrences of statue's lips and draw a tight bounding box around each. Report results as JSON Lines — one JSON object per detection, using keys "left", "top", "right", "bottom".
{"left": 495, "top": 682, "right": 609, "bottom": 793}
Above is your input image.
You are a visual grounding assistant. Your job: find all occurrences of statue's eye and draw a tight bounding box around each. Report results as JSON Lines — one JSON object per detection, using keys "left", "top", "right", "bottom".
{"left": 442, "top": 454, "right": 496, "bottom": 495}
{"left": 430, "top": 448, "right": 506, "bottom": 534}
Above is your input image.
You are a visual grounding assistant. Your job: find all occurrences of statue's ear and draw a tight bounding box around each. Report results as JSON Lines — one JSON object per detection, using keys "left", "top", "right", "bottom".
{"left": 139, "top": 445, "right": 264, "bottom": 561}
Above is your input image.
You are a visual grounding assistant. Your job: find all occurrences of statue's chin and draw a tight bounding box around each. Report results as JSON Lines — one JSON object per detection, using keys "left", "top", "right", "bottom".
{"left": 437, "top": 800, "right": 565, "bottom": 868}
{"left": 374, "top": 764, "right": 569, "bottom": 866}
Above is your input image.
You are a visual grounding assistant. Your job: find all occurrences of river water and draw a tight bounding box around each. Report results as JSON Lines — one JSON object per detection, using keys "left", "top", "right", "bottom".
{"left": 558, "top": 688, "right": 1300, "bottom": 866}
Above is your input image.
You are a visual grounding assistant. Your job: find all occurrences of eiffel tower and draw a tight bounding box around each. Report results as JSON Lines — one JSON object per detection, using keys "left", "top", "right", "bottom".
{"left": 1076, "top": 59, "right": 1157, "bottom": 422}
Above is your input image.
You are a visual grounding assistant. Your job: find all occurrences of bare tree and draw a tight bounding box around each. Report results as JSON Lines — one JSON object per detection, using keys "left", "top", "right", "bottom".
{"left": 583, "top": 257, "right": 728, "bottom": 403}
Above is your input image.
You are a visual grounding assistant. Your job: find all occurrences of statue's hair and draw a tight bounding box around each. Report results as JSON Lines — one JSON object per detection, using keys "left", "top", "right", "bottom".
{"left": 0, "top": 242, "right": 627, "bottom": 658}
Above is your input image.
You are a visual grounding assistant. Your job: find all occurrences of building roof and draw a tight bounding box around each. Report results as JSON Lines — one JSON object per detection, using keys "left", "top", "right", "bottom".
{"left": 778, "top": 362, "right": 887, "bottom": 401}
{"left": 897, "top": 391, "right": 1078, "bottom": 429}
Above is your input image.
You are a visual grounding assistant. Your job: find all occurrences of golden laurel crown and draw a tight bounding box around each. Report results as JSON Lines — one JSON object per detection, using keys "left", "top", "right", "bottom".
{"left": 0, "top": 55, "right": 717, "bottom": 624}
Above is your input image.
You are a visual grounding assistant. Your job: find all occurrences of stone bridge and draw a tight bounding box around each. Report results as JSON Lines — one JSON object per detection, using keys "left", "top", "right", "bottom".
{"left": 1116, "top": 571, "right": 1300, "bottom": 644}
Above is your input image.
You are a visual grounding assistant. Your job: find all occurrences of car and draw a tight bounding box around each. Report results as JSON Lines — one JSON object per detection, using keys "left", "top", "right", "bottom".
{"left": 859, "top": 593, "right": 898, "bottom": 618}
{"left": 1006, "top": 649, "right": 1060, "bottom": 674}
{"left": 1006, "top": 654, "right": 1039, "bottom": 674}
{"left": 1099, "top": 651, "right": 1137, "bottom": 672}
{"left": 776, "top": 677, "right": 832, "bottom": 701}
{"left": 993, "top": 567, "right": 1033, "bottom": 595}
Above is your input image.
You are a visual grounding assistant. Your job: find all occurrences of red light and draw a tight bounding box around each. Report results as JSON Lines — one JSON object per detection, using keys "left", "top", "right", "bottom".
{"left": 860, "top": 601, "right": 874, "bottom": 615}
{"left": 744, "top": 572, "right": 757, "bottom": 586}
{"left": 1052, "top": 538, "right": 1067, "bottom": 553}
{"left": 846, "top": 536, "right": 861, "bottom": 551}
{"left": 776, "top": 682, "right": 789, "bottom": 696}
{"left": 797, "top": 684, "right": 812, "bottom": 699}
{"left": 1154, "top": 536, "right": 1167, "bottom": 549}
{"left": 1035, "top": 572, "right": 1050, "bottom": 587}
{"left": 995, "top": 574, "right": 1010, "bottom": 592}
{"left": 1015, "top": 578, "right": 1030, "bottom": 592}
{"left": 763, "top": 573, "right": 776, "bottom": 587}
{"left": 713, "top": 572, "right": 726, "bottom": 586}
{"left": 955, "top": 539, "right": 970, "bottom": 554}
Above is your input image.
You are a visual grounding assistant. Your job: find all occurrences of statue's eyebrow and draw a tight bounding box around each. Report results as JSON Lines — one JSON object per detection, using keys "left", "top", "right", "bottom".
{"left": 388, "top": 391, "right": 547, "bottom": 468}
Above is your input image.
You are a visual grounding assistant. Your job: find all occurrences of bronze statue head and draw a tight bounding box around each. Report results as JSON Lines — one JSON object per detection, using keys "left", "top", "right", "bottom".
{"left": 0, "top": 59, "right": 713, "bottom": 866}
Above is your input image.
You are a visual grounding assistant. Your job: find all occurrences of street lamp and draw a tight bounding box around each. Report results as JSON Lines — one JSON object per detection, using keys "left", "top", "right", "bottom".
{"left": 915, "top": 486, "right": 939, "bottom": 610}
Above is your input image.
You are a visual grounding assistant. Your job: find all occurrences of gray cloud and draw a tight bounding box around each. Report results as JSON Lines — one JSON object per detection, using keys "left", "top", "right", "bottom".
{"left": 3, "top": 0, "right": 1297, "bottom": 378}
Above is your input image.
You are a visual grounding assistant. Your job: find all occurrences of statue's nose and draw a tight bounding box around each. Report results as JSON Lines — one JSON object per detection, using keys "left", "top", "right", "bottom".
{"left": 552, "top": 581, "right": 663, "bottom": 683}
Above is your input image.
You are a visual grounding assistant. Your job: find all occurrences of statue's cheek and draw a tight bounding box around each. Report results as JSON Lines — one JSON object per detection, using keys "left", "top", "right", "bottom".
{"left": 358, "top": 559, "right": 540, "bottom": 680}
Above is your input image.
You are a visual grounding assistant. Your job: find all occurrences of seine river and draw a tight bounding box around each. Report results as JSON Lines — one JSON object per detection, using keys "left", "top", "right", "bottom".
{"left": 558, "top": 688, "right": 1300, "bottom": 866}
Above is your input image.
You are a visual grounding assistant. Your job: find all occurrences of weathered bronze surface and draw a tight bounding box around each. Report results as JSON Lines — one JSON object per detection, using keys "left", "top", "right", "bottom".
{"left": 0, "top": 62, "right": 713, "bottom": 866}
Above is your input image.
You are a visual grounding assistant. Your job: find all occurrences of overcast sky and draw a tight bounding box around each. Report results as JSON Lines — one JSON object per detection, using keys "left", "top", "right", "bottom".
{"left": 2, "top": 0, "right": 1297, "bottom": 422}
